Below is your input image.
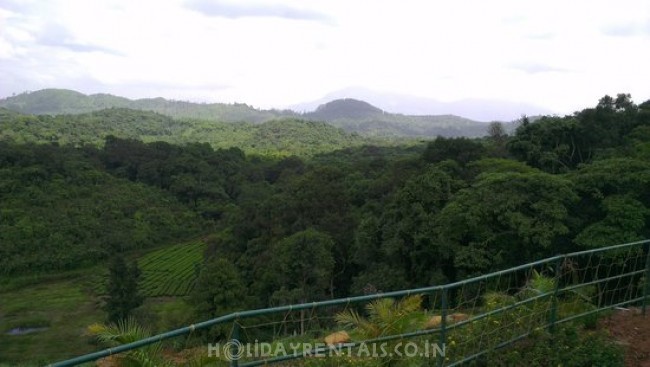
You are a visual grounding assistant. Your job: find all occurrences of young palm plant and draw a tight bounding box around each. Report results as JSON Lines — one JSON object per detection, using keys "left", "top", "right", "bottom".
{"left": 333, "top": 295, "right": 430, "bottom": 366}
{"left": 89, "top": 317, "right": 173, "bottom": 367}
{"left": 335, "top": 295, "right": 426, "bottom": 339}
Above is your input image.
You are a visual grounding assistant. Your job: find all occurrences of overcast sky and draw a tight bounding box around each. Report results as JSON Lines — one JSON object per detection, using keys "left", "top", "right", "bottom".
{"left": 1, "top": 0, "right": 649, "bottom": 115}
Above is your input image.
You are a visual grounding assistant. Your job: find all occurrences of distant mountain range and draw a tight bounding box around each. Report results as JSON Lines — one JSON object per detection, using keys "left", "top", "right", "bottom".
{"left": 291, "top": 87, "right": 553, "bottom": 122}
{"left": 0, "top": 89, "right": 504, "bottom": 138}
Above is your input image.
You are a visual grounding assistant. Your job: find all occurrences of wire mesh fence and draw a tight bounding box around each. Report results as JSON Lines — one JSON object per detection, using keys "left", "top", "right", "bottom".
{"left": 50, "top": 239, "right": 650, "bottom": 367}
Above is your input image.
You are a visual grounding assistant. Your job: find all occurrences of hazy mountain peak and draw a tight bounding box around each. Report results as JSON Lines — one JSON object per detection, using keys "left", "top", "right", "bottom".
{"left": 292, "top": 87, "right": 553, "bottom": 122}
{"left": 311, "top": 98, "right": 383, "bottom": 119}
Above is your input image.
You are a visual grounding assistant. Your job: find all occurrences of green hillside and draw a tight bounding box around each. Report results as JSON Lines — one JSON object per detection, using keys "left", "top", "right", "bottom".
{"left": 0, "top": 107, "right": 188, "bottom": 145}
{"left": 0, "top": 142, "right": 205, "bottom": 275}
{"left": 0, "top": 89, "right": 131, "bottom": 115}
{"left": 0, "top": 89, "right": 489, "bottom": 138}
{"left": 306, "top": 98, "right": 487, "bottom": 137}
{"left": 2, "top": 93, "right": 648, "bottom": 366}
{"left": 0, "top": 89, "right": 291, "bottom": 122}
{"left": 0, "top": 108, "right": 372, "bottom": 156}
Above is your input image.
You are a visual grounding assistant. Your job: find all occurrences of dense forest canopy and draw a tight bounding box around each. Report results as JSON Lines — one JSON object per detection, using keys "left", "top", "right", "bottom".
{"left": 2, "top": 92, "right": 650, "bottom": 366}
{"left": 0, "top": 107, "right": 375, "bottom": 156}
{"left": 1, "top": 94, "right": 649, "bottom": 307}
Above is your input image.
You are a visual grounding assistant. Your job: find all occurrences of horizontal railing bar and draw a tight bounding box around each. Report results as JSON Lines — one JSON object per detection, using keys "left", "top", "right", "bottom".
{"left": 50, "top": 239, "right": 650, "bottom": 367}
{"left": 447, "top": 332, "right": 531, "bottom": 367}
{"left": 560, "top": 269, "right": 644, "bottom": 294}
{"left": 555, "top": 296, "right": 645, "bottom": 326}
{"left": 48, "top": 313, "right": 236, "bottom": 367}
{"left": 562, "top": 239, "right": 649, "bottom": 258}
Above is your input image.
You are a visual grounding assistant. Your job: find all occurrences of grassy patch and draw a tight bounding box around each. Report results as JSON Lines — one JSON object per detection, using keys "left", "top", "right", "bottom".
{"left": 0, "top": 241, "right": 205, "bottom": 365}
{"left": 0, "top": 279, "right": 103, "bottom": 366}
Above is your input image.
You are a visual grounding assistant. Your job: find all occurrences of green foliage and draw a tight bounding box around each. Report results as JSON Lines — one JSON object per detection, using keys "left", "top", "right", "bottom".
{"left": 2, "top": 93, "right": 650, "bottom": 365}
{"left": 0, "top": 142, "right": 203, "bottom": 275}
{"left": 352, "top": 166, "right": 464, "bottom": 291}
{"left": 105, "top": 255, "right": 143, "bottom": 323}
{"left": 138, "top": 241, "right": 205, "bottom": 297}
{"left": 570, "top": 158, "right": 650, "bottom": 248}
{"left": 0, "top": 90, "right": 490, "bottom": 138}
{"left": 437, "top": 171, "right": 578, "bottom": 277}
{"left": 0, "top": 89, "right": 284, "bottom": 123}
{"left": 0, "top": 278, "right": 104, "bottom": 365}
{"left": 508, "top": 94, "right": 645, "bottom": 173}
{"left": 189, "top": 257, "right": 249, "bottom": 319}
{"left": 422, "top": 136, "right": 487, "bottom": 165}
{"left": 89, "top": 317, "right": 174, "bottom": 367}
{"left": 310, "top": 98, "right": 487, "bottom": 137}
{"left": 247, "top": 119, "right": 368, "bottom": 156}
{"left": 267, "top": 229, "right": 335, "bottom": 304}
{"left": 0, "top": 108, "right": 375, "bottom": 156}
{"left": 574, "top": 195, "right": 650, "bottom": 248}
{"left": 336, "top": 295, "right": 425, "bottom": 338}
{"left": 487, "top": 326, "right": 624, "bottom": 367}
{"left": 334, "top": 295, "right": 430, "bottom": 367}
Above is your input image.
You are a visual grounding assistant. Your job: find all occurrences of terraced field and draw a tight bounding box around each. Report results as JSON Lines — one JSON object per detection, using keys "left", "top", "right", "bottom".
{"left": 138, "top": 241, "right": 205, "bottom": 297}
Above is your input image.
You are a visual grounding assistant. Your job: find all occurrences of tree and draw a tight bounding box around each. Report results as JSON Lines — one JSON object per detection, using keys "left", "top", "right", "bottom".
{"left": 487, "top": 121, "right": 508, "bottom": 157}
{"left": 436, "top": 170, "right": 578, "bottom": 278}
{"left": 507, "top": 116, "right": 583, "bottom": 172}
{"left": 357, "top": 167, "right": 463, "bottom": 288}
{"left": 190, "top": 257, "right": 248, "bottom": 320}
{"left": 569, "top": 158, "right": 650, "bottom": 248}
{"left": 268, "top": 229, "right": 335, "bottom": 303}
{"left": 267, "top": 229, "right": 335, "bottom": 333}
{"left": 487, "top": 121, "right": 507, "bottom": 143}
{"left": 104, "top": 255, "right": 143, "bottom": 323}
{"left": 422, "top": 136, "right": 486, "bottom": 165}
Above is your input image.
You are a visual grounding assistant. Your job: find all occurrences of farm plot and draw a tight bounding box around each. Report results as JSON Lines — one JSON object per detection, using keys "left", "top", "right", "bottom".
{"left": 138, "top": 241, "right": 205, "bottom": 297}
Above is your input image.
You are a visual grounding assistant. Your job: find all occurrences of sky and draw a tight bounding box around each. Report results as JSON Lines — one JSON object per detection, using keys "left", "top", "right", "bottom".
{"left": 1, "top": 0, "right": 649, "bottom": 116}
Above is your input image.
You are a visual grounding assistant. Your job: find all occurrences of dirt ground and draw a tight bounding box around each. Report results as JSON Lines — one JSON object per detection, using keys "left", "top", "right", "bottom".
{"left": 599, "top": 307, "right": 650, "bottom": 367}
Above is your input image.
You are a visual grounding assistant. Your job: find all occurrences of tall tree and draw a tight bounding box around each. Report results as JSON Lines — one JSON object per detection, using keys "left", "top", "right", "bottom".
{"left": 104, "top": 255, "right": 143, "bottom": 323}
{"left": 190, "top": 257, "right": 248, "bottom": 320}
{"left": 268, "top": 229, "right": 335, "bottom": 305}
{"left": 437, "top": 170, "right": 578, "bottom": 278}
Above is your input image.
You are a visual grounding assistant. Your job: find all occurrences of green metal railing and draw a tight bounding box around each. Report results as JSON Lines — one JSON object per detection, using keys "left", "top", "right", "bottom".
{"left": 50, "top": 239, "right": 650, "bottom": 367}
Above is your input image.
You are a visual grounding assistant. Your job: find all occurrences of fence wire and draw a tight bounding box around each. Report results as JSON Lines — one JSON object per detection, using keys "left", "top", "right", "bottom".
{"left": 50, "top": 240, "right": 650, "bottom": 367}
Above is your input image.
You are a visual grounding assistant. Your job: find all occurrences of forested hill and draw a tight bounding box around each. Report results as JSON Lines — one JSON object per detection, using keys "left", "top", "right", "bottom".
{"left": 0, "top": 108, "right": 372, "bottom": 156}
{"left": 0, "top": 89, "right": 488, "bottom": 137}
{"left": 2, "top": 93, "right": 649, "bottom": 286}
{"left": 306, "top": 98, "right": 488, "bottom": 137}
{"left": 0, "top": 89, "right": 288, "bottom": 123}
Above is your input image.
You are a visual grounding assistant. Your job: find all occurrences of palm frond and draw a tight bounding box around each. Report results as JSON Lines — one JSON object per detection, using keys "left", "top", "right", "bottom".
{"left": 337, "top": 295, "right": 425, "bottom": 338}
{"left": 335, "top": 309, "right": 380, "bottom": 337}
{"left": 367, "top": 298, "right": 394, "bottom": 326}
{"left": 90, "top": 317, "right": 172, "bottom": 367}
{"left": 395, "top": 295, "right": 422, "bottom": 316}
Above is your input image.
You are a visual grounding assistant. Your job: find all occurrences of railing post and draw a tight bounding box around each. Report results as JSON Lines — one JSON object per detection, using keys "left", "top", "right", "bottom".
{"left": 641, "top": 242, "right": 650, "bottom": 317}
{"left": 230, "top": 321, "right": 240, "bottom": 367}
{"left": 549, "top": 257, "right": 563, "bottom": 335}
{"left": 437, "top": 288, "right": 448, "bottom": 367}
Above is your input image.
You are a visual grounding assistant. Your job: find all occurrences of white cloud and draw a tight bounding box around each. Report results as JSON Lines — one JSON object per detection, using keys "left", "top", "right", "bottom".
{"left": 185, "top": 0, "right": 333, "bottom": 23}
{"left": 0, "top": 0, "right": 649, "bottom": 115}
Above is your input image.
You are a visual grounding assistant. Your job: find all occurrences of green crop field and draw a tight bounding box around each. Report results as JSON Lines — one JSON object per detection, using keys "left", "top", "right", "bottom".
{"left": 138, "top": 241, "right": 205, "bottom": 297}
